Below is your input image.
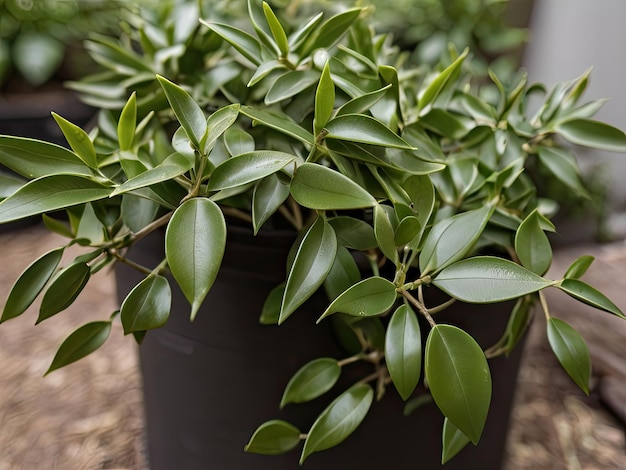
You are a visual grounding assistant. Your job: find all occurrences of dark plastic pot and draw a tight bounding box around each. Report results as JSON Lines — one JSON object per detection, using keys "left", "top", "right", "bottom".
{"left": 115, "top": 227, "right": 524, "bottom": 470}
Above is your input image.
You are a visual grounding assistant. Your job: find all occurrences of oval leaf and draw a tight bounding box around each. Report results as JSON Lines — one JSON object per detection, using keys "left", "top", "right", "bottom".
{"left": 204, "top": 103, "right": 241, "bottom": 154}
{"left": 433, "top": 256, "right": 554, "bottom": 303}
{"left": 252, "top": 174, "right": 290, "bottom": 234}
{"left": 52, "top": 113, "right": 98, "bottom": 169}
{"left": 555, "top": 118, "right": 626, "bottom": 153}
{"left": 300, "top": 383, "right": 373, "bottom": 464}
{"left": 515, "top": 209, "right": 552, "bottom": 275}
{"left": 1, "top": 247, "right": 64, "bottom": 322}
{"left": 208, "top": 151, "right": 295, "bottom": 190}
{"left": 558, "top": 278, "right": 625, "bottom": 319}
{"left": 38, "top": 262, "right": 91, "bottom": 323}
{"left": 45, "top": 321, "right": 112, "bottom": 375}
{"left": 290, "top": 163, "right": 376, "bottom": 210}
{"left": 323, "top": 245, "right": 361, "bottom": 301}
{"left": 328, "top": 216, "right": 377, "bottom": 250}
{"left": 547, "top": 318, "right": 591, "bottom": 394}
{"left": 314, "top": 61, "right": 335, "bottom": 135}
{"left": 240, "top": 105, "right": 314, "bottom": 145}
{"left": 245, "top": 420, "right": 302, "bottom": 456}
{"left": 537, "top": 147, "right": 590, "bottom": 198}
{"left": 425, "top": 324, "right": 491, "bottom": 444}
{"left": 441, "top": 418, "right": 471, "bottom": 464}
{"left": 265, "top": 70, "right": 319, "bottom": 105}
{"left": 121, "top": 275, "right": 172, "bottom": 334}
{"left": 564, "top": 255, "right": 594, "bottom": 280}
{"left": 281, "top": 358, "right": 341, "bottom": 408}
{"left": 165, "top": 198, "right": 226, "bottom": 320}
{"left": 0, "top": 175, "right": 112, "bottom": 224}
{"left": 318, "top": 276, "right": 397, "bottom": 322}
{"left": 385, "top": 305, "right": 422, "bottom": 401}
{"left": 280, "top": 217, "right": 337, "bottom": 323}
{"left": 374, "top": 203, "right": 399, "bottom": 265}
{"left": 324, "top": 114, "right": 414, "bottom": 149}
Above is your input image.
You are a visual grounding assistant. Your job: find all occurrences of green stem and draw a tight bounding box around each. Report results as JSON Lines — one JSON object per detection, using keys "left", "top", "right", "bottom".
{"left": 399, "top": 289, "right": 436, "bottom": 328}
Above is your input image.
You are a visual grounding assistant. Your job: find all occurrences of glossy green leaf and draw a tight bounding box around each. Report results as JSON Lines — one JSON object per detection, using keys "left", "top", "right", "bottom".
{"left": 555, "top": 119, "right": 626, "bottom": 152}
{"left": 418, "top": 109, "right": 474, "bottom": 139}
{"left": 280, "top": 217, "right": 337, "bottom": 323}
{"left": 425, "top": 324, "right": 491, "bottom": 444}
{"left": 111, "top": 152, "right": 194, "bottom": 196}
{"left": 558, "top": 278, "right": 625, "bottom": 319}
{"left": 224, "top": 128, "right": 255, "bottom": 157}
{"left": 120, "top": 275, "right": 171, "bottom": 334}
{"left": 208, "top": 151, "right": 295, "bottom": 190}
{"left": 300, "top": 383, "right": 373, "bottom": 464}
{"left": 204, "top": 103, "right": 241, "bottom": 154}
{"left": 281, "top": 358, "right": 341, "bottom": 407}
{"left": 385, "top": 305, "right": 422, "bottom": 401}
{"left": 314, "top": 61, "right": 335, "bottom": 135}
{"left": 564, "top": 255, "right": 594, "bottom": 280}
{"left": 263, "top": 2, "right": 289, "bottom": 56}
{"left": 291, "top": 163, "right": 376, "bottom": 210}
{"left": 323, "top": 245, "right": 361, "bottom": 300}
{"left": 38, "top": 262, "right": 91, "bottom": 323}
{"left": 45, "top": 321, "right": 112, "bottom": 375}
{"left": 253, "top": 174, "right": 290, "bottom": 234}
{"left": 547, "top": 318, "right": 591, "bottom": 394}
{"left": 433, "top": 256, "right": 554, "bottom": 303}
{"left": 336, "top": 85, "right": 391, "bottom": 117}
{"left": 201, "top": 21, "right": 263, "bottom": 65}
{"left": 419, "top": 205, "right": 493, "bottom": 275}
{"left": 318, "top": 276, "right": 397, "bottom": 321}
{"left": 537, "top": 147, "right": 590, "bottom": 198}
{"left": 240, "top": 105, "right": 314, "bottom": 145}
{"left": 165, "top": 198, "right": 226, "bottom": 320}
{"left": 288, "top": 11, "right": 323, "bottom": 50}
{"left": 441, "top": 418, "right": 471, "bottom": 464}
{"left": 504, "top": 297, "right": 533, "bottom": 355}
{"left": 157, "top": 75, "right": 207, "bottom": 150}
{"left": 52, "top": 113, "right": 98, "bottom": 169}
{"left": 117, "top": 92, "right": 137, "bottom": 151}
{"left": 402, "top": 175, "right": 435, "bottom": 250}
{"left": 515, "top": 209, "right": 552, "bottom": 275}
{"left": 395, "top": 216, "right": 421, "bottom": 247}
{"left": 297, "top": 8, "right": 362, "bottom": 57}
{"left": 246, "top": 0, "right": 275, "bottom": 51}
{"left": 245, "top": 420, "right": 302, "bottom": 455}
{"left": 374, "top": 203, "right": 399, "bottom": 265}
{"left": 324, "top": 114, "right": 414, "bottom": 149}
{"left": 259, "top": 283, "right": 284, "bottom": 325}
{"left": 265, "top": 70, "right": 320, "bottom": 105}
{"left": 1, "top": 247, "right": 64, "bottom": 323}
{"left": 121, "top": 195, "right": 160, "bottom": 233}
{"left": 328, "top": 216, "right": 377, "bottom": 250}
{"left": 419, "top": 49, "right": 468, "bottom": 113}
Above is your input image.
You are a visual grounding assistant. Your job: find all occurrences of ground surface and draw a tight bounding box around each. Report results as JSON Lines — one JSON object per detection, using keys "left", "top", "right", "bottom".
{"left": 0, "top": 225, "right": 624, "bottom": 469}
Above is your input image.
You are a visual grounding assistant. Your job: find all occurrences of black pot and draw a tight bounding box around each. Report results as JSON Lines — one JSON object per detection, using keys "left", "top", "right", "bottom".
{"left": 116, "top": 227, "right": 524, "bottom": 470}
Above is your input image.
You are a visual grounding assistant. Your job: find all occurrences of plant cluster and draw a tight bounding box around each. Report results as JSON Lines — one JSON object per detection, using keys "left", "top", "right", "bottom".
{"left": 0, "top": 0, "right": 625, "bottom": 465}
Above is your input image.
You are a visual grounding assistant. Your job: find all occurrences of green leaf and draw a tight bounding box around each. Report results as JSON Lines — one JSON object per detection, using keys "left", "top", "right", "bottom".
{"left": 208, "top": 151, "right": 295, "bottom": 190}
{"left": 323, "top": 245, "right": 361, "bottom": 300}
{"left": 536, "top": 147, "right": 590, "bottom": 198}
{"left": 245, "top": 420, "right": 302, "bottom": 455}
{"left": 402, "top": 175, "right": 435, "bottom": 250}
{"left": 374, "top": 203, "right": 399, "bottom": 265}
{"left": 385, "top": 305, "right": 422, "bottom": 401}
{"left": 224, "top": 128, "right": 255, "bottom": 157}
{"left": 281, "top": 358, "right": 341, "bottom": 407}
{"left": 45, "top": 321, "right": 112, "bottom": 375}
{"left": 419, "top": 49, "right": 468, "bottom": 113}
{"left": 259, "top": 282, "right": 284, "bottom": 325}
{"left": 395, "top": 216, "right": 421, "bottom": 247}
{"left": 201, "top": 21, "right": 263, "bottom": 65}
{"left": 336, "top": 85, "right": 391, "bottom": 117}
{"left": 280, "top": 217, "right": 337, "bottom": 323}
{"left": 252, "top": 174, "right": 290, "bottom": 234}
{"left": 265, "top": 70, "right": 320, "bottom": 105}
{"left": 111, "top": 152, "right": 194, "bottom": 196}
{"left": 555, "top": 119, "right": 626, "bottom": 152}
{"left": 263, "top": 2, "right": 289, "bottom": 56}
{"left": 441, "top": 418, "right": 471, "bottom": 464}
{"left": 324, "top": 114, "right": 414, "bottom": 149}
{"left": 425, "top": 324, "right": 491, "bottom": 444}
{"left": 314, "top": 61, "right": 335, "bottom": 135}
{"left": 290, "top": 163, "right": 376, "bottom": 210}
{"left": 297, "top": 8, "right": 362, "bottom": 57}
{"left": 204, "top": 103, "right": 241, "bottom": 154}
{"left": 288, "top": 11, "right": 323, "bottom": 50}
{"left": 564, "top": 255, "right": 594, "bottom": 280}
{"left": 504, "top": 297, "right": 533, "bottom": 355}
{"left": 117, "top": 92, "right": 137, "bottom": 151}
{"left": 157, "top": 75, "right": 208, "bottom": 150}
{"left": 38, "top": 262, "right": 91, "bottom": 323}
{"left": 318, "top": 276, "right": 397, "bottom": 321}
{"left": 1, "top": 247, "right": 64, "bottom": 323}
{"left": 120, "top": 275, "right": 171, "bottom": 334}
{"left": 13, "top": 31, "right": 64, "bottom": 87}
{"left": 300, "top": 383, "right": 373, "bottom": 464}
{"left": 515, "top": 209, "right": 552, "bottom": 275}
{"left": 558, "top": 278, "right": 625, "bottom": 319}
{"left": 52, "top": 113, "right": 98, "bottom": 169}
{"left": 547, "top": 318, "right": 591, "bottom": 394}
{"left": 240, "top": 105, "right": 314, "bottom": 145}
{"left": 419, "top": 205, "right": 494, "bottom": 275}
{"left": 165, "top": 198, "right": 226, "bottom": 320}
{"left": 328, "top": 216, "right": 377, "bottom": 250}
{"left": 121, "top": 195, "right": 160, "bottom": 233}
{"left": 434, "top": 256, "right": 554, "bottom": 303}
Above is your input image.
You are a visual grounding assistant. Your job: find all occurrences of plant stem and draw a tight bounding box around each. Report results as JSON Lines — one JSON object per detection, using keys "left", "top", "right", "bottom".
{"left": 539, "top": 290, "right": 551, "bottom": 321}
{"left": 399, "top": 290, "right": 436, "bottom": 328}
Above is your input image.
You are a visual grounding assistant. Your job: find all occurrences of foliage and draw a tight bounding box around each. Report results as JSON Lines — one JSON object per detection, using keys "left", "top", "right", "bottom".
{"left": 1, "top": 0, "right": 625, "bottom": 465}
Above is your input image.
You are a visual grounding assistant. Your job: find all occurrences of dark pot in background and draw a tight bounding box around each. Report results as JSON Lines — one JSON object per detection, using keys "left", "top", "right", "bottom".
{"left": 116, "top": 227, "right": 525, "bottom": 470}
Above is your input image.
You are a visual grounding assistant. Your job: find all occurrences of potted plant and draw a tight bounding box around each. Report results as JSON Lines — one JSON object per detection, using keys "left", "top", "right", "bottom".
{"left": 1, "top": 1, "right": 624, "bottom": 468}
